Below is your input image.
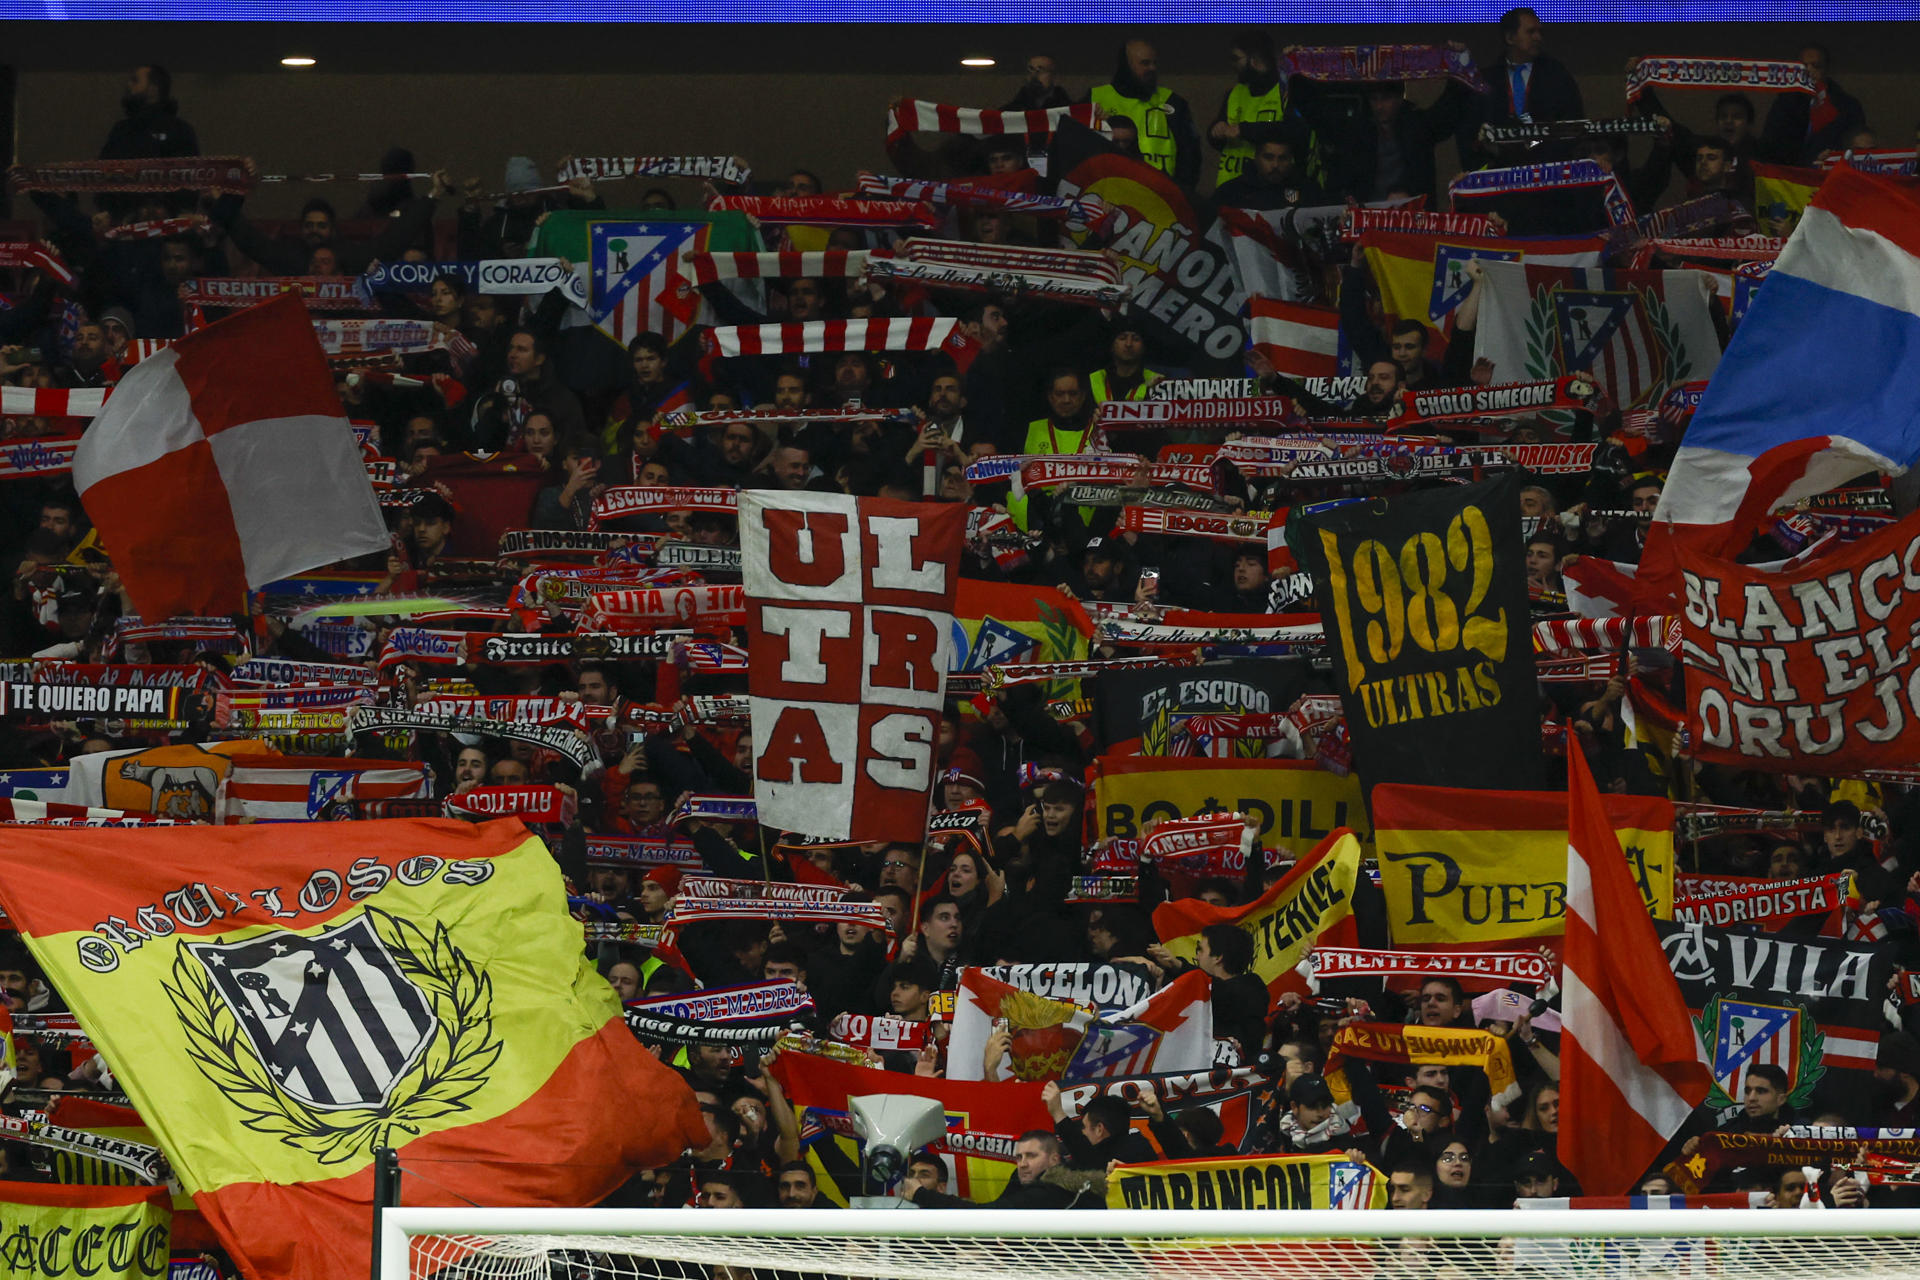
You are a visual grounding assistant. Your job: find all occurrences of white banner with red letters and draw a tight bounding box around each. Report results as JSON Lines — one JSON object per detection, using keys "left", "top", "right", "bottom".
{"left": 740, "top": 492, "right": 966, "bottom": 841}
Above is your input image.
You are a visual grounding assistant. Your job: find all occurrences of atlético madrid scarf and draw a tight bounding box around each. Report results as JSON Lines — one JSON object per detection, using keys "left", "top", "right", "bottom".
{"left": 703, "top": 317, "right": 976, "bottom": 372}
{"left": 556, "top": 155, "right": 751, "bottom": 186}
{"left": 1281, "top": 44, "right": 1484, "bottom": 91}
{"left": 8, "top": 156, "right": 253, "bottom": 194}
{"left": 1625, "top": 57, "right": 1816, "bottom": 103}
{"left": 706, "top": 195, "right": 941, "bottom": 229}
{"left": 884, "top": 99, "right": 1103, "bottom": 151}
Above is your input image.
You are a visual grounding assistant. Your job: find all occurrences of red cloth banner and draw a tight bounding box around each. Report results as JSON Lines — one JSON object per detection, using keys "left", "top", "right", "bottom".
{"left": 740, "top": 492, "right": 966, "bottom": 841}
{"left": 1678, "top": 511, "right": 1920, "bottom": 771}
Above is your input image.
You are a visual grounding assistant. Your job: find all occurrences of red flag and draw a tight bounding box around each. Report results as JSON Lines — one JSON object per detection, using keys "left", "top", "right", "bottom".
{"left": 1562, "top": 746, "right": 1711, "bottom": 1194}
{"left": 71, "top": 293, "right": 387, "bottom": 621}
{"left": 1248, "top": 297, "right": 1343, "bottom": 380}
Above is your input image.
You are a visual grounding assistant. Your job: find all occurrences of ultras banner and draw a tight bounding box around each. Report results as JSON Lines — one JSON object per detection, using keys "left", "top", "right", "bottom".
{"left": 1291, "top": 474, "right": 1540, "bottom": 792}
{"left": 739, "top": 493, "right": 967, "bottom": 840}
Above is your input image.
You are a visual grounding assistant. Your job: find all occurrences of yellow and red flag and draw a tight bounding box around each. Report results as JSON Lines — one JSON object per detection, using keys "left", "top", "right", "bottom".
{"left": 0, "top": 819, "right": 703, "bottom": 1280}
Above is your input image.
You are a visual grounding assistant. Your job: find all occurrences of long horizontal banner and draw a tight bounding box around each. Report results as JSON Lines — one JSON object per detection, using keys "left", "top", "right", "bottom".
{"left": 1107, "top": 1152, "right": 1383, "bottom": 1210}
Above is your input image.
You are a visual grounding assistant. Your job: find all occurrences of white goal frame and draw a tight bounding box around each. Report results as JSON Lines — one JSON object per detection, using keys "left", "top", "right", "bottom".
{"left": 377, "top": 1206, "right": 1920, "bottom": 1280}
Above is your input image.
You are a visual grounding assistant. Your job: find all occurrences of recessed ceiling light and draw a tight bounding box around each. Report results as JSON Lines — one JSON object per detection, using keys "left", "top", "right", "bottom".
{"left": 281, "top": 56, "right": 316, "bottom": 67}
{"left": 960, "top": 57, "right": 996, "bottom": 67}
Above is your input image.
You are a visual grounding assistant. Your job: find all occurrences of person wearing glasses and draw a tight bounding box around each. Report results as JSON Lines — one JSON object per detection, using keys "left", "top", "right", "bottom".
{"left": 1378, "top": 1084, "right": 1456, "bottom": 1173}
{"left": 1431, "top": 1139, "right": 1484, "bottom": 1208}
{"left": 1005, "top": 56, "right": 1072, "bottom": 112}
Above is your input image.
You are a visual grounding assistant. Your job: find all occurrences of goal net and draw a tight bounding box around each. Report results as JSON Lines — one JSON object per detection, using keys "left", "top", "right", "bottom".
{"left": 379, "top": 1206, "right": 1920, "bottom": 1280}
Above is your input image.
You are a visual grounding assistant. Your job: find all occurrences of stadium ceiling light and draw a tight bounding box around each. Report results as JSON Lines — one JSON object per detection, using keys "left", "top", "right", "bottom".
{"left": 960, "top": 57, "right": 996, "bottom": 67}
{"left": 281, "top": 56, "right": 317, "bottom": 67}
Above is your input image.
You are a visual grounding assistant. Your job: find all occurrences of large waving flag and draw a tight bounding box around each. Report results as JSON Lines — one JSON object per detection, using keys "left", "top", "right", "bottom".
{"left": 72, "top": 293, "right": 387, "bottom": 622}
{"left": 1562, "top": 746, "right": 1711, "bottom": 1195}
{"left": 0, "top": 820, "right": 703, "bottom": 1280}
{"left": 1639, "top": 167, "right": 1920, "bottom": 604}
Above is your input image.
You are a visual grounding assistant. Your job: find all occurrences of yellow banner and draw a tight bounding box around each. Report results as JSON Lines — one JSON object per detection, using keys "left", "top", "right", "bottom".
{"left": 1374, "top": 785, "right": 1673, "bottom": 945}
{"left": 1093, "top": 756, "right": 1370, "bottom": 858}
{"left": 1107, "top": 1152, "right": 1385, "bottom": 1210}
{"left": 0, "top": 1183, "right": 169, "bottom": 1280}
{"left": 1155, "top": 831, "right": 1363, "bottom": 992}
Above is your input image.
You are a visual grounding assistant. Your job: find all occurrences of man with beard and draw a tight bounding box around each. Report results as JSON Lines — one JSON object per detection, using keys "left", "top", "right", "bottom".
{"left": 1350, "top": 359, "right": 1404, "bottom": 419}
{"left": 1090, "top": 39, "right": 1202, "bottom": 188}
{"left": 1209, "top": 31, "right": 1320, "bottom": 189}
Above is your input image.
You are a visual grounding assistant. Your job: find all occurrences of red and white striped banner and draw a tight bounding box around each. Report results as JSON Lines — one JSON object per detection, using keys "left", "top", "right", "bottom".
{"left": 0, "top": 387, "right": 107, "bottom": 418}
{"left": 0, "top": 797, "right": 175, "bottom": 827}
{"left": 895, "top": 237, "right": 1121, "bottom": 285}
{"left": 582, "top": 584, "right": 746, "bottom": 631}
{"left": 884, "top": 99, "right": 1103, "bottom": 149}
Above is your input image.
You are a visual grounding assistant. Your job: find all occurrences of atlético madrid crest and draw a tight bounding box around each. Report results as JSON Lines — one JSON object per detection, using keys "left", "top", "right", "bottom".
{"left": 163, "top": 907, "right": 500, "bottom": 1164}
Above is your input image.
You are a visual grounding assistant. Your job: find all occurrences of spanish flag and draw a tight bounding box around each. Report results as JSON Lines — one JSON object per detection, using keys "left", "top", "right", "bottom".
{"left": 0, "top": 820, "right": 704, "bottom": 1280}
{"left": 1358, "top": 229, "right": 1606, "bottom": 355}
{"left": 1753, "top": 162, "right": 1824, "bottom": 237}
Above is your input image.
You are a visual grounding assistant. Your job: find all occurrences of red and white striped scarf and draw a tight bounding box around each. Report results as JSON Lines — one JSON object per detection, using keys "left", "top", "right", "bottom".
{"left": 706, "top": 194, "right": 940, "bottom": 228}
{"left": 1531, "top": 614, "right": 1678, "bottom": 656}
{"left": 884, "top": 99, "right": 1103, "bottom": 151}
{"left": 99, "top": 216, "right": 207, "bottom": 242}
{"left": 982, "top": 652, "right": 1200, "bottom": 691}
{"left": 556, "top": 155, "right": 751, "bottom": 186}
{"left": 0, "top": 434, "right": 80, "bottom": 478}
{"left": 866, "top": 257, "right": 1126, "bottom": 308}
{"left": 854, "top": 171, "right": 1110, "bottom": 229}
{"left": 703, "top": 316, "right": 975, "bottom": 372}
{"left": 311, "top": 318, "right": 444, "bottom": 355}
{"left": 675, "top": 249, "right": 869, "bottom": 286}
{"left": 1536, "top": 654, "right": 1622, "bottom": 683}
{"left": 104, "top": 616, "right": 249, "bottom": 657}
{"left": 0, "top": 241, "right": 76, "bottom": 289}
{"left": 0, "top": 387, "right": 107, "bottom": 417}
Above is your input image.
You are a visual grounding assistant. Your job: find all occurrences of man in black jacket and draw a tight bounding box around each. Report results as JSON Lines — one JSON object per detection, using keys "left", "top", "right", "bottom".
{"left": 1460, "top": 8, "right": 1584, "bottom": 170}
{"left": 1043, "top": 1086, "right": 1157, "bottom": 1169}
{"left": 1762, "top": 43, "right": 1867, "bottom": 165}
{"left": 908, "top": 1131, "right": 1084, "bottom": 1208}
{"left": 100, "top": 65, "right": 197, "bottom": 162}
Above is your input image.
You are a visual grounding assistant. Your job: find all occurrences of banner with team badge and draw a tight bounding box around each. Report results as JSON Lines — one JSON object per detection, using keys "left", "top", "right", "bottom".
{"left": 1107, "top": 1152, "right": 1384, "bottom": 1210}
{"left": 1658, "top": 921, "right": 1893, "bottom": 1111}
{"left": 740, "top": 492, "right": 967, "bottom": 840}
{"left": 0, "top": 820, "right": 704, "bottom": 1280}
{"left": 1471, "top": 259, "right": 1724, "bottom": 410}
{"left": 1291, "top": 475, "right": 1540, "bottom": 794}
{"left": 1374, "top": 784, "right": 1674, "bottom": 944}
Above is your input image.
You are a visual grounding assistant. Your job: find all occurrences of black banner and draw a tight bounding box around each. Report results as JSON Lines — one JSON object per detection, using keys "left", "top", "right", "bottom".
{"left": 1097, "top": 658, "right": 1309, "bottom": 757}
{"left": 1290, "top": 473, "right": 1539, "bottom": 792}
{"left": 1657, "top": 921, "right": 1893, "bottom": 1111}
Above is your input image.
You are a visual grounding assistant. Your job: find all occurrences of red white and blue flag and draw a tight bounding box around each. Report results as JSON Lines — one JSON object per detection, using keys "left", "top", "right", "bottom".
{"left": 1640, "top": 167, "right": 1920, "bottom": 605}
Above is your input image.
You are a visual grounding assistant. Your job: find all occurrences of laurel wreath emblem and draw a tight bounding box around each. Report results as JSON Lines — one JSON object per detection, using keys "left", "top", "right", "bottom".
{"left": 1694, "top": 993, "right": 1826, "bottom": 1112}
{"left": 162, "top": 907, "right": 502, "bottom": 1165}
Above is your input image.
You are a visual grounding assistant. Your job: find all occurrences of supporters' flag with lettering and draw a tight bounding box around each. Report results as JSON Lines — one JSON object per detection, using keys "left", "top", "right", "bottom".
{"left": 1290, "top": 474, "right": 1540, "bottom": 793}
{"left": 1640, "top": 168, "right": 1920, "bottom": 607}
{"left": 70, "top": 294, "right": 387, "bottom": 622}
{"left": 740, "top": 492, "right": 966, "bottom": 840}
{"left": 0, "top": 820, "right": 705, "bottom": 1280}
{"left": 1248, "top": 298, "right": 1347, "bottom": 380}
{"left": 1562, "top": 746, "right": 1711, "bottom": 1195}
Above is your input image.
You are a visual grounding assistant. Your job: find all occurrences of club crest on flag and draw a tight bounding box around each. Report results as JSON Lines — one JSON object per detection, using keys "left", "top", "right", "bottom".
{"left": 590, "top": 221, "right": 708, "bottom": 345}
{"left": 952, "top": 617, "right": 1041, "bottom": 672}
{"left": 1537, "top": 285, "right": 1690, "bottom": 410}
{"left": 1328, "top": 1159, "right": 1375, "bottom": 1210}
{"left": 1429, "top": 245, "right": 1519, "bottom": 322}
{"left": 305, "top": 770, "right": 356, "bottom": 818}
{"left": 1696, "top": 994, "right": 1824, "bottom": 1110}
{"left": 165, "top": 906, "right": 501, "bottom": 1161}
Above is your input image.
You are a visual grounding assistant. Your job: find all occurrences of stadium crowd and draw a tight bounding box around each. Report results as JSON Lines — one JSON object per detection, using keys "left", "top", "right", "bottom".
{"left": 1, "top": 12, "right": 1919, "bottom": 1240}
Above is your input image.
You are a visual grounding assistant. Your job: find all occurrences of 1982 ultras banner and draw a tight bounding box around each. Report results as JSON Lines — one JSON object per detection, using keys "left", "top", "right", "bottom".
{"left": 1291, "top": 474, "right": 1540, "bottom": 791}
{"left": 741, "top": 492, "right": 966, "bottom": 840}
{"left": 1678, "top": 511, "right": 1920, "bottom": 771}
{"left": 0, "top": 820, "right": 704, "bottom": 1280}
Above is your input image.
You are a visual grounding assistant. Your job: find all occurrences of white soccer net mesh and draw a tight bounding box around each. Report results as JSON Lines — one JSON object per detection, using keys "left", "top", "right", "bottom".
{"left": 385, "top": 1208, "right": 1920, "bottom": 1280}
